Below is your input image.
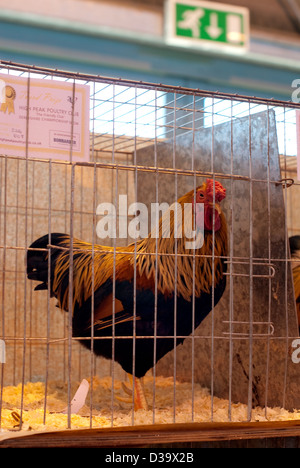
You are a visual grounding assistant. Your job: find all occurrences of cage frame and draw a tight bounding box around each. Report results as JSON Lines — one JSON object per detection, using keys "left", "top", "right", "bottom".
{"left": 0, "top": 60, "right": 300, "bottom": 446}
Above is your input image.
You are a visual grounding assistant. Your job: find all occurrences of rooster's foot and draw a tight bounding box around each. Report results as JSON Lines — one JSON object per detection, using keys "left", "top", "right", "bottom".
{"left": 116, "top": 374, "right": 148, "bottom": 411}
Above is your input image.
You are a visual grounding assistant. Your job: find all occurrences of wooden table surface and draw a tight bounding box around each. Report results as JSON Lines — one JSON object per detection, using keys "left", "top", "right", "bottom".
{"left": 1, "top": 421, "right": 300, "bottom": 448}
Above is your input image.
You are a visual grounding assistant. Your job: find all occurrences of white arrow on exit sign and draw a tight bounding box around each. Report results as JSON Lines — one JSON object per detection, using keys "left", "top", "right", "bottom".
{"left": 165, "top": 0, "right": 250, "bottom": 53}
{"left": 206, "top": 12, "right": 223, "bottom": 39}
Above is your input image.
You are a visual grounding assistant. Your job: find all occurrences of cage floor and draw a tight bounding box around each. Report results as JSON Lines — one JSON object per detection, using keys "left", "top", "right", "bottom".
{"left": 1, "top": 375, "right": 300, "bottom": 433}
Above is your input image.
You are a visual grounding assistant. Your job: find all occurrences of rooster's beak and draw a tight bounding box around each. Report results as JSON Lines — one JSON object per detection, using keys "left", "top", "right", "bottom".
{"left": 209, "top": 202, "right": 221, "bottom": 214}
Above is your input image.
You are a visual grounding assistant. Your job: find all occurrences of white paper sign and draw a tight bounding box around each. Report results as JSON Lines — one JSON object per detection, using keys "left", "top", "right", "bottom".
{"left": 62, "top": 379, "right": 90, "bottom": 414}
{"left": 0, "top": 74, "right": 90, "bottom": 162}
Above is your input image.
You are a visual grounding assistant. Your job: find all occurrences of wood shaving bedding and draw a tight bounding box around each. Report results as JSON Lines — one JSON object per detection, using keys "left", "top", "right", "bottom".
{"left": 0, "top": 376, "right": 299, "bottom": 432}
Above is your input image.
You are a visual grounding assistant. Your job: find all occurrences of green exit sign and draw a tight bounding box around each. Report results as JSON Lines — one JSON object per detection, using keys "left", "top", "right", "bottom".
{"left": 165, "top": 0, "right": 250, "bottom": 52}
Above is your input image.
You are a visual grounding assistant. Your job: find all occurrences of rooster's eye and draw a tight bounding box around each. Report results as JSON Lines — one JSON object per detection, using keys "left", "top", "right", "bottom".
{"left": 197, "top": 192, "right": 204, "bottom": 200}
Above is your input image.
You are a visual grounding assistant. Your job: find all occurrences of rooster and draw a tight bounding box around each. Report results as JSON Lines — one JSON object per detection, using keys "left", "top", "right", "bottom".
{"left": 289, "top": 235, "right": 300, "bottom": 333}
{"left": 27, "top": 178, "right": 227, "bottom": 410}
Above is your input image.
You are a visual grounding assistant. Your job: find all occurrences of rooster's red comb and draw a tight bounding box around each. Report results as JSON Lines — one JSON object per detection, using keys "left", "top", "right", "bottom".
{"left": 206, "top": 179, "right": 226, "bottom": 202}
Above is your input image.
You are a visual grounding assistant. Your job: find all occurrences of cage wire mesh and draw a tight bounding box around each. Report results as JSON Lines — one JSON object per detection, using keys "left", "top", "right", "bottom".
{"left": 0, "top": 62, "right": 300, "bottom": 432}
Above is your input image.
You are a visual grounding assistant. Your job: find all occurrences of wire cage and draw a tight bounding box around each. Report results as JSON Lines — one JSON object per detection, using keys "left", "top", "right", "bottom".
{"left": 0, "top": 62, "right": 300, "bottom": 445}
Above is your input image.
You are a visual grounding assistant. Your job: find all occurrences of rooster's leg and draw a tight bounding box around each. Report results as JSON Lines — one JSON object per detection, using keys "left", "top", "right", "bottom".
{"left": 116, "top": 374, "right": 148, "bottom": 411}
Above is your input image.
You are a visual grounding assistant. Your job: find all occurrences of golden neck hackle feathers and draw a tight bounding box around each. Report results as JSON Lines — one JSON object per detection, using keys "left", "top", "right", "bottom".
{"left": 135, "top": 188, "right": 228, "bottom": 301}
{"left": 52, "top": 188, "right": 228, "bottom": 311}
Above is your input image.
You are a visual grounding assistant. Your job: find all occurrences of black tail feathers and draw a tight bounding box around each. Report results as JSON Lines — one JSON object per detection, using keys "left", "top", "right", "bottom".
{"left": 27, "top": 233, "right": 69, "bottom": 295}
